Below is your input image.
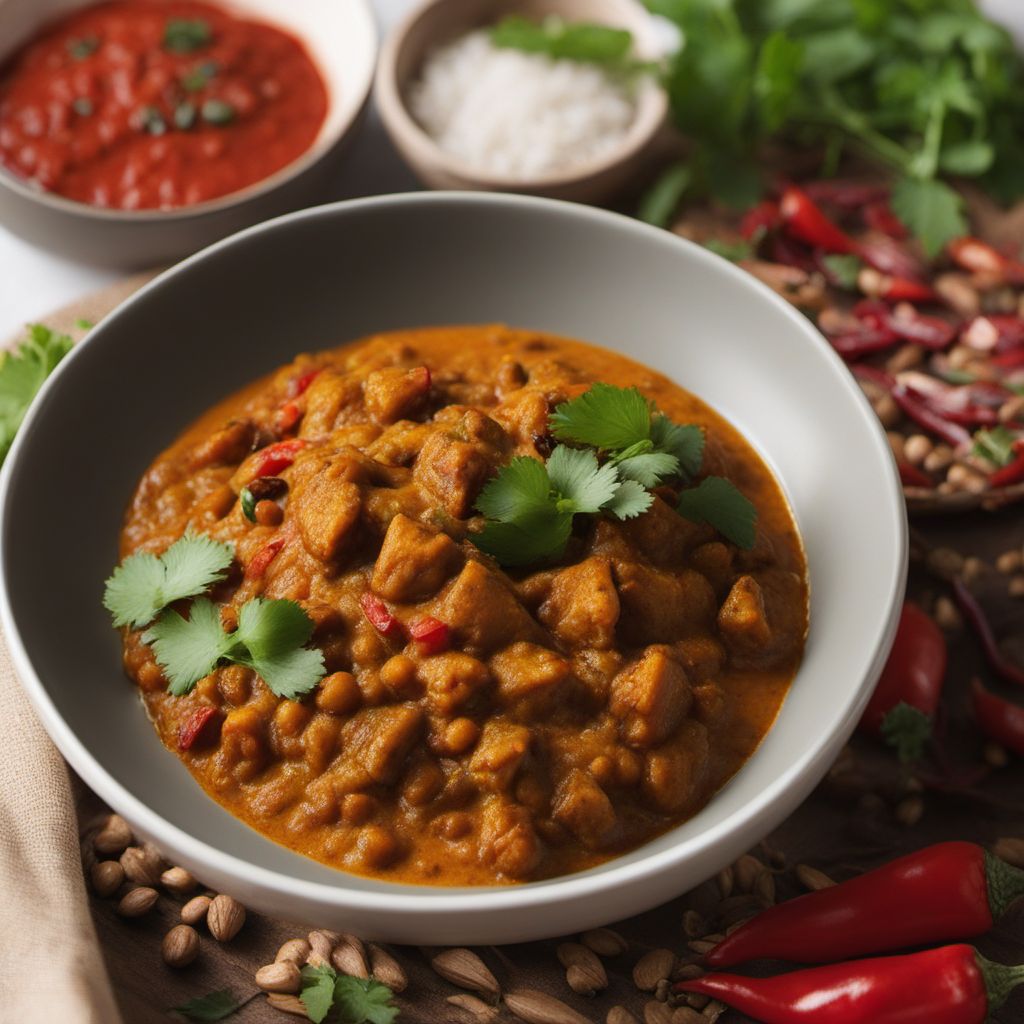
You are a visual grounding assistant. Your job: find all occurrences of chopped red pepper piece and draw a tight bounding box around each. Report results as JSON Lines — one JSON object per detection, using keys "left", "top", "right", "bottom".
{"left": 245, "top": 536, "right": 285, "bottom": 580}
{"left": 288, "top": 368, "right": 322, "bottom": 398}
{"left": 972, "top": 678, "right": 1024, "bottom": 756}
{"left": 851, "top": 363, "right": 896, "bottom": 390}
{"left": 858, "top": 235, "right": 926, "bottom": 282}
{"left": 276, "top": 401, "right": 301, "bottom": 433}
{"left": 990, "top": 447, "right": 1024, "bottom": 488}
{"left": 879, "top": 276, "right": 937, "bottom": 303}
{"left": 408, "top": 615, "right": 450, "bottom": 656}
{"left": 178, "top": 706, "right": 223, "bottom": 751}
{"left": 779, "top": 186, "right": 859, "bottom": 254}
{"left": 899, "top": 462, "right": 934, "bottom": 488}
{"left": 359, "top": 592, "right": 403, "bottom": 638}
{"left": 887, "top": 311, "right": 955, "bottom": 350}
{"left": 864, "top": 200, "right": 907, "bottom": 239}
{"left": 947, "top": 237, "right": 1024, "bottom": 283}
{"left": 253, "top": 438, "right": 307, "bottom": 477}
{"left": 740, "top": 200, "right": 780, "bottom": 240}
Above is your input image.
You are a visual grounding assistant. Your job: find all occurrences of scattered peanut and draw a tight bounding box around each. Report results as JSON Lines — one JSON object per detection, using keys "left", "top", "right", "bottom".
{"left": 207, "top": 894, "right": 245, "bottom": 941}
{"left": 162, "top": 924, "right": 200, "bottom": 968}
{"left": 90, "top": 859, "right": 124, "bottom": 898}
{"left": 116, "top": 886, "right": 158, "bottom": 918}
{"left": 607, "top": 1007, "right": 639, "bottom": 1024}
{"left": 644, "top": 1000, "right": 673, "bottom": 1024}
{"left": 1009, "top": 575, "right": 1024, "bottom": 599}
{"left": 119, "top": 845, "right": 163, "bottom": 886}
{"left": 266, "top": 993, "right": 308, "bottom": 1017}
{"left": 932, "top": 595, "right": 962, "bottom": 631}
{"left": 160, "top": 866, "right": 197, "bottom": 895}
{"left": 993, "top": 837, "right": 1024, "bottom": 868}
{"left": 93, "top": 814, "right": 133, "bottom": 856}
{"left": 330, "top": 934, "right": 369, "bottom": 979}
{"left": 430, "top": 948, "right": 500, "bottom": 999}
{"left": 276, "top": 938, "right": 312, "bottom": 965}
{"left": 581, "top": 927, "right": 628, "bottom": 957}
{"left": 896, "top": 795, "right": 924, "bottom": 827}
{"left": 307, "top": 929, "right": 335, "bottom": 966}
{"left": 180, "top": 894, "right": 211, "bottom": 926}
{"left": 633, "top": 948, "right": 676, "bottom": 991}
{"left": 368, "top": 944, "right": 408, "bottom": 993}
{"left": 796, "top": 864, "right": 835, "bottom": 891}
{"left": 256, "top": 960, "right": 302, "bottom": 994}
{"left": 505, "top": 989, "right": 591, "bottom": 1024}
{"left": 903, "top": 434, "right": 933, "bottom": 466}
{"left": 682, "top": 910, "right": 706, "bottom": 939}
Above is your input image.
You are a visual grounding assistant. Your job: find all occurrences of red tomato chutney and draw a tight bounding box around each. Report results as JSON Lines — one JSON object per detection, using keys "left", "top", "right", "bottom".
{"left": 0, "top": 0, "right": 329, "bottom": 210}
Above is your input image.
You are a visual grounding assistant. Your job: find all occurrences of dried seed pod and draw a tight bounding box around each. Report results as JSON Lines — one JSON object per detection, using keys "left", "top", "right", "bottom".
{"left": 993, "top": 837, "right": 1024, "bottom": 868}
{"left": 607, "top": 1006, "right": 639, "bottom": 1024}
{"left": 276, "top": 938, "right": 312, "bottom": 965}
{"left": 644, "top": 1000, "right": 673, "bottom": 1024}
{"left": 671, "top": 1009, "right": 704, "bottom": 1024}
{"left": 932, "top": 596, "right": 962, "bottom": 631}
{"left": 896, "top": 795, "right": 924, "bottom": 827}
{"left": 681, "top": 910, "right": 705, "bottom": 939}
{"left": 567, "top": 961, "right": 607, "bottom": 997}
{"left": 207, "top": 894, "right": 245, "bottom": 941}
{"left": 180, "top": 894, "right": 211, "bottom": 926}
{"left": 331, "top": 934, "right": 369, "bottom": 979}
{"left": 447, "top": 994, "right": 499, "bottom": 1021}
{"left": 701, "top": 1001, "right": 726, "bottom": 1022}
{"left": 580, "top": 927, "right": 628, "bottom": 957}
{"left": 117, "top": 886, "right": 158, "bottom": 918}
{"left": 94, "top": 814, "right": 133, "bottom": 856}
{"left": 754, "top": 870, "right": 776, "bottom": 906}
{"left": 732, "top": 854, "right": 764, "bottom": 893}
{"left": 160, "top": 866, "right": 197, "bottom": 895}
{"left": 633, "top": 948, "right": 676, "bottom": 991}
{"left": 90, "top": 859, "right": 125, "bottom": 898}
{"left": 654, "top": 978, "right": 671, "bottom": 1002}
{"left": 714, "top": 866, "right": 733, "bottom": 899}
{"left": 256, "top": 960, "right": 302, "bottom": 994}
{"left": 307, "top": 929, "right": 335, "bottom": 965}
{"left": 505, "top": 989, "right": 591, "bottom": 1024}
{"left": 686, "top": 940, "right": 715, "bottom": 955}
{"left": 162, "top": 924, "right": 200, "bottom": 968}
{"left": 266, "top": 993, "right": 308, "bottom": 1017}
{"left": 796, "top": 864, "right": 835, "bottom": 891}
{"left": 368, "top": 944, "right": 408, "bottom": 993}
{"left": 119, "top": 845, "right": 163, "bottom": 886}
{"left": 685, "top": 993, "right": 709, "bottom": 1011}
{"left": 674, "top": 964, "right": 704, "bottom": 982}
{"left": 430, "top": 948, "right": 500, "bottom": 999}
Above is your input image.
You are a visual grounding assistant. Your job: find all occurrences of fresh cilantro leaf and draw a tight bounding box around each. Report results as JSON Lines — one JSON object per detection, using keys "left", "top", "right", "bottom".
{"left": 638, "top": 163, "right": 692, "bottom": 228}
{"left": 0, "top": 323, "right": 73, "bottom": 464}
{"left": 973, "top": 426, "right": 1016, "bottom": 468}
{"left": 333, "top": 976, "right": 399, "bottom": 1024}
{"left": 677, "top": 476, "right": 757, "bottom": 549}
{"left": 473, "top": 513, "right": 574, "bottom": 567}
{"left": 822, "top": 253, "right": 864, "bottom": 290}
{"left": 144, "top": 599, "right": 236, "bottom": 696}
{"left": 164, "top": 18, "right": 212, "bottom": 53}
{"left": 701, "top": 146, "right": 764, "bottom": 210}
{"left": 603, "top": 478, "right": 653, "bottom": 520}
{"left": 615, "top": 451, "right": 680, "bottom": 488}
{"left": 703, "top": 238, "right": 754, "bottom": 263}
{"left": 890, "top": 177, "right": 967, "bottom": 259}
{"left": 171, "top": 989, "right": 245, "bottom": 1022}
{"left": 546, "top": 445, "right": 620, "bottom": 513}
{"left": 75, "top": 317, "right": 94, "bottom": 330}
{"left": 881, "top": 702, "right": 932, "bottom": 764}
{"left": 475, "top": 456, "right": 553, "bottom": 522}
{"left": 753, "top": 30, "right": 803, "bottom": 133}
{"left": 490, "top": 15, "right": 636, "bottom": 71}
{"left": 104, "top": 532, "right": 234, "bottom": 629}
{"left": 301, "top": 964, "right": 339, "bottom": 1024}
{"left": 551, "top": 383, "right": 652, "bottom": 452}
{"left": 650, "top": 416, "right": 704, "bottom": 478}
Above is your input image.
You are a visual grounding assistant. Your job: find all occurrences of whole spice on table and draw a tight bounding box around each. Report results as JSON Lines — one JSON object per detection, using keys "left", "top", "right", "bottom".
{"left": 180, "top": 893, "right": 212, "bottom": 926}
{"left": 207, "top": 893, "right": 245, "bottom": 941}
{"left": 430, "top": 948, "right": 500, "bottom": 999}
{"left": 93, "top": 812, "right": 132, "bottom": 856}
{"left": 162, "top": 924, "right": 200, "bottom": 968}
{"left": 972, "top": 678, "right": 1024, "bottom": 757}
{"left": 116, "top": 885, "right": 159, "bottom": 918}
{"left": 705, "top": 841, "right": 1024, "bottom": 968}
{"left": 952, "top": 578, "right": 1024, "bottom": 687}
{"left": 678, "top": 944, "right": 1024, "bottom": 1024}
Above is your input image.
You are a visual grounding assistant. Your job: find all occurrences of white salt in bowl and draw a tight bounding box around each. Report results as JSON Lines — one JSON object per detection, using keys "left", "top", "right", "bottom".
{"left": 376, "top": 0, "right": 668, "bottom": 203}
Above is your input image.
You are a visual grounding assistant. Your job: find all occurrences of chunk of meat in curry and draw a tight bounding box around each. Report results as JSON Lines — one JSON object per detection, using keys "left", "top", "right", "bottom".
{"left": 119, "top": 326, "right": 808, "bottom": 885}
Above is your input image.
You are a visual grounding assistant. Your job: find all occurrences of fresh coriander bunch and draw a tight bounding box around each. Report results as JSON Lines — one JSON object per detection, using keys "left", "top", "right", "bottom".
{"left": 641, "top": 0, "right": 1024, "bottom": 253}
{"left": 471, "top": 382, "right": 756, "bottom": 567}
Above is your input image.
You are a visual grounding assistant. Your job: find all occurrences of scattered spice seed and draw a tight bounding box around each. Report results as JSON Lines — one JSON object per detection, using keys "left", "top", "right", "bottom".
{"left": 996, "top": 549, "right": 1024, "bottom": 574}
{"left": 715, "top": 866, "right": 734, "bottom": 899}
{"left": 93, "top": 814, "right": 132, "bottom": 856}
{"left": 607, "top": 1006, "right": 639, "bottom": 1024}
{"left": 895, "top": 795, "right": 925, "bottom": 826}
{"left": 447, "top": 993, "right": 499, "bottom": 1021}
{"left": 120, "top": 845, "right": 163, "bottom": 886}
{"left": 255, "top": 960, "right": 301, "bottom": 993}
{"left": 1010, "top": 576, "right": 1024, "bottom": 599}
{"left": 160, "top": 865, "right": 197, "bottom": 894}
{"left": 671, "top": 1008, "right": 704, "bottom": 1024}
{"left": 162, "top": 924, "right": 200, "bottom": 968}
{"left": 90, "top": 859, "right": 124, "bottom": 897}
{"left": 581, "top": 927, "right": 628, "bottom": 957}
{"left": 276, "top": 938, "right": 311, "bottom": 965}
{"left": 266, "top": 992, "right": 307, "bottom": 1017}
{"left": 307, "top": 929, "right": 334, "bottom": 966}
{"left": 932, "top": 595, "right": 962, "bottom": 631}
{"left": 368, "top": 944, "right": 408, "bottom": 992}
{"left": 117, "top": 886, "right": 159, "bottom": 918}
{"left": 795, "top": 864, "right": 835, "bottom": 891}
{"left": 567, "top": 961, "right": 607, "bottom": 997}
{"left": 330, "top": 934, "right": 369, "bottom": 978}
{"left": 207, "top": 894, "right": 245, "bottom": 941}
{"left": 505, "top": 989, "right": 591, "bottom": 1024}
{"left": 430, "top": 948, "right": 500, "bottom": 999}
{"left": 180, "top": 894, "right": 211, "bottom": 926}
{"left": 644, "top": 999, "right": 673, "bottom": 1024}
{"left": 634, "top": 949, "right": 676, "bottom": 991}
{"left": 682, "top": 910, "right": 706, "bottom": 938}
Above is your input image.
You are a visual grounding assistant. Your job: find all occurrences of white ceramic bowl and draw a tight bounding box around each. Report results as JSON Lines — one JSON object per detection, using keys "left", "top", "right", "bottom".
{"left": 0, "top": 193, "right": 906, "bottom": 943}
{"left": 0, "top": 0, "right": 377, "bottom": 267}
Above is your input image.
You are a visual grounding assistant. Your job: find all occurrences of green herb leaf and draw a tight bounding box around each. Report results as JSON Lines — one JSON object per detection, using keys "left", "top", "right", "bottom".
{"left": 171, "top": 989, "right": 245, "bottom": 1022}
{"left": 182, "top": 61, "right": 219, "bottom": 91}
{"left": 822, "top": 253, "right": 864, "bottom": 290}
{"left": 650, "top": 416, "right": 704, "bottom": 479}
{"left": 473, "top": 513, "right": 574, "bottom": 567}
{"left": 753, "top": 30, "right": 804, "bottom": 133}
{"left": 75, "top": 318, "right": 94, "bottom": 330}
{"left": 614, "top": 450, "right": 680, "bottom": 488}
{"left": 104, "top": 532, "right": 234, "bottom": 629}
{"left": 0, "top": 323, "right": 72, "bottom": 466}
{"left": 890, "top": 177, "right": 967, "bottom": 259}
{"left": 137, "top": 105, "right": 167, "bottom": 136}
{"left": 67, "top": 35, "right": 100, "bottom": 60}
{"left": 940, "top": 139, "right": 995, "bottom": 176}
{"left": 490, "top": 15, "right": 635, "bottom": 69}
{"left": 546, "top": 445, "right": 620, "bottom": 513}
{"left": 475, "top": 456, "right": 554, "bottom": 523}
{"left": 703, "top": 238, "right": 754, "bottom": 263}
{"left": 164, "top": 18, "right": 212, "bottom": 53}
{"left": 676, "top": 476, "right": 757, "bottom": 549}
{"left": 551, "top": 383, "right": 652, "bottom": 452}
{"left": 881, "top": 701, "right": 932, "bottom": 764}
{"left": 201, "top": 99, "right": 236, "bottom": 125}
{"left": 638, "top": 163, "right": 692, "bottom": 228}
{"left": 973, "top": 426, "right": 1017, "bottom": 468}
{"left": 602, "top": 478, "right": 653, "bottom": 520}
{"left": 301, "top": 964, "right": 339, "bottom": 1024}
{"left": 333, "top": 976, "right": 399, "bottom": 1024}
{"left": 174, "top": 102, "right": 197, "bottom": 131}
{"left": 240, "top": 487, "right": 257, "bottom": 522}
{"left": 144, "top": 599, "right": 236, "bottom": 696}
{"left": 72, "top": 97, "right": 94, "bottom": 117}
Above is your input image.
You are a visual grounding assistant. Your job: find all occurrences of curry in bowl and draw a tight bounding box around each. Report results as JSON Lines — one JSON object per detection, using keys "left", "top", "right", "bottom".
{"left": 105, "top": 326, "right": 808, "bottom": 885}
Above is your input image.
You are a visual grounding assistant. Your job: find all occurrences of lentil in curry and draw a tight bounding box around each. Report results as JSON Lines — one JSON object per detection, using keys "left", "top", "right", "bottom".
{"left": 117, "top": 326, "right": 808, "bottom": 885}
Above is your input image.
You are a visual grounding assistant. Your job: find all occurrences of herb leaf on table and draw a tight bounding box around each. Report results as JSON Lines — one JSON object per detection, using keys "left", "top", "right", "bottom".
{"left": 171, "top": 988, "right": 245, "bottom": 1022}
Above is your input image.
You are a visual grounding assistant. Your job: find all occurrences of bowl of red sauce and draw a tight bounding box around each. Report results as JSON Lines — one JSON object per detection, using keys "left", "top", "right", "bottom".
{"left": 0, "top": 0, "right": 377, "bottom": 266}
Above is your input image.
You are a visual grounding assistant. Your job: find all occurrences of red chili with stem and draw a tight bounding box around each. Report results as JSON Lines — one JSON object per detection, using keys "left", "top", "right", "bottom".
{"left": 705, "top": 842, "right": 1024, "bottom": 969}
{"left": 679, "top": 944, "right": 1024, "bottom": 1024}
{"left": 972, "top": 678, "right": 1024, "bottom": 756}
{"left": 780, "top": 187, "right": 859, "bottom": 254}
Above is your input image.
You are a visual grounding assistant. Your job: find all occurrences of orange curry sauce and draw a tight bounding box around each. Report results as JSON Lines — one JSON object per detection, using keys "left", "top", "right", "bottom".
{"left": 0, "top": 0, "right": 328, "bottom": 209}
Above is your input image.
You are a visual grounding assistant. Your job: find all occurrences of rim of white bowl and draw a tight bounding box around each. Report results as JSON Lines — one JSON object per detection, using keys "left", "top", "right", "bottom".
{"left": 0, "top": 0, "right": 378, "bottom": 221}
{"left": 0, "top": 191, "right": 907, "bottom": 913}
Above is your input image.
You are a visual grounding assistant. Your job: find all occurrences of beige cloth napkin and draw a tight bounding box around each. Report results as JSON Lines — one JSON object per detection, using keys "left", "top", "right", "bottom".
{"left": 0, "top": 630, "right": 123, "bottom": 1023}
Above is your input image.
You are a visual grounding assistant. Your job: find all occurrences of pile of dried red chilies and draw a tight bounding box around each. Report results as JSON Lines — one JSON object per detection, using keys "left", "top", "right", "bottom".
{"left": 677, "top": 841, "right": 1024, "bottom": 1022}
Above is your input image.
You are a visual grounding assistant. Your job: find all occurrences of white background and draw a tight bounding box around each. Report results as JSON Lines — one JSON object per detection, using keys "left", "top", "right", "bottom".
{"left": 0, "top": 0, "right": 1020, "bottom": 338}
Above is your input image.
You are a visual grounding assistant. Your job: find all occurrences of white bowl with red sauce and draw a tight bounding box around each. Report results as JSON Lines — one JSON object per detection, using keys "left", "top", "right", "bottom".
{"left": 0, "top": 0, "right": 377, "bottom": 267}
{"left": 0, "top": 192, "right": 907, "bottom": 943}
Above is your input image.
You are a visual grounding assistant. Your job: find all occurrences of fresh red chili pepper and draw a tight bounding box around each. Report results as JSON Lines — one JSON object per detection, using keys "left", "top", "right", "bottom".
{"left": 961, "top": 315, "right": 1024, "bottom": 354}
{"left": 858, "top": 235, "right": 927, "bottom": 282}
{"left": 680, "top": 944, "right": 1024, "bottom": 1024}
{"left": 859, "top": 601, "right": 946, "bottom": 735}
{"left": 408, "top": 615, "right": 450, "bottom": 656}
{"left": 990, "top": 448, "right": 1024, "bottom": 488}
{"left": 972, "top": 678, "right": 1024, "bottom": 756}
{"left": 803, "top": 180, "right": 890, "bottom": 208}
{"left": 952, "top": 577, "right": 1024, "bottom": 687}
{"left": 288, "top": 368, "right": 322, "bottom": 398}
{"left": 780, "top": 186, "right": 859, "bottom": 254}
{"left": 253, "top": 438, "right": 307, "bottom": 477}
{"left": 245, "top": 536, "right": 285, "bottom": 580}
{"left": 178, "top": 706, "right": 223, "bottom": 751}
{"left": 359, "top": 592, "right": 403, "bottom": 639}
{"left": 880, "top": 276, "right": 936, "bottom": 303}
{"left": 864, "top": 200, "right": 907, "bottom": 239}
{"left": 705, "top": 842, "right": 1024, "bottom": 969}
{"left": 899, "top": 462, "right": 933, "bottom": 487}
{"left": 948, "top": 237, "right": 1024, "bottom": 283}
{"left": 740, "top": 200, "right": 781, "bottom": 240}
{"left": 276, "top": 401, "right": 302, "bottom": 433}
{"left": 892, "top": 385, "right": 972, "bottom": 447}
{"left": 828, "top": 325, "right": 899, "bottom": 360}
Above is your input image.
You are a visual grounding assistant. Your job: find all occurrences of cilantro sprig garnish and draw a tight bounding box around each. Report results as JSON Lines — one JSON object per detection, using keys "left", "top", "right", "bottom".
{"left": 145, "top": 596, "right": 325, "bottom": 698}
{"left": 104, "top": 532, "right": 234, "bottom": 629}
{"left": 490, "top": 15, "right": 646, "bottom": 75}
{"left": 473, "top": 383, "right": 757, "bottom": 566}
{"left": 301, "top": 964, "right": 398, "bottom": 1024}
{"left": 171, "top": 989, "right": 248, "bottom": 1022}
{"left": 0, "top": 323, "right": 73, "bottom": 466}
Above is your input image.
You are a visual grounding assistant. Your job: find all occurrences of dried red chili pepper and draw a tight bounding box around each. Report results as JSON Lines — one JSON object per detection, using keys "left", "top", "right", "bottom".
{"left": 879, "top": 276, "right": 936, "bottom": 303}
{"left": 245, "top": 536, "right": 285, "bottom": 580}
{"left": 899, "top": 462, "right": 933, "bottom": 488}
{"left": 851, "top": 363, "right": 896, "bottom": 390}
{"left": 803, "top": 180, "right": 890, "bottom": 208}
{"left": 253, "top": 438, "right": 307, "bottom": 477}
{"left": 767, "top": 232, "right": 816, "bottom": 272}
{"left": 680, "top": 944, "right": 1024, "bottom": 1024}
{"left": 859, "top": 601, "right": 946, "bottom": 735}
{"left": 961, "top": 315, "right": 1024, "bottom": 354}
{"left": 276, "top": 401, "right": 302, "bottom": 433}
{"left": 288, "top": 368, "right": 322, "bottom": 398}
{"left": 177, "top": 706, "right": 223, "bottom": 751}
{"left": 706, "top": 842, "right": 1024, "bottom": 968}
{"left": 948, "top": 237, "right": 1024, "bottom": 283}
{"left": 408, "top": 615, "right": 450, "bottom": 656}
{"left": 864, "top": 200, "right": 907, "bottom": 239}
{"left": 858, "top": 235, "right": 926, "bottom": 281}
{"left": 990, "top": 447, "right": 1024, "bottom": 488}
{"left": 891, "top": 385, "right": 972, "bottom": 447}
{"left": 359, "top": 592, "right": 403, "bottom": 639}
{"left": 952, "top": 578, "right": 1024, "bottom": 687}
{"left": 853, "top": 301, "right": 953, "bottom": 351}
{"left": 741, "top": 200, "right": 780, "bottom": 240}
{"left": 828, "top": 325, "right": 899, "bottom": 360}
{"left": 897, "top": 373, "right": 1007, "bottom": 426}
{"left": 780, "top": 187, "right": 859, "bottom": 254}
{"left": 972, "top": 679, "right": 1024, "bottom": 756}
